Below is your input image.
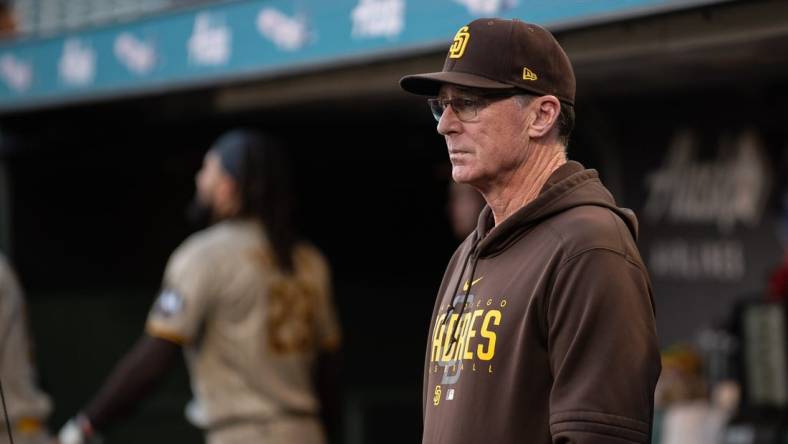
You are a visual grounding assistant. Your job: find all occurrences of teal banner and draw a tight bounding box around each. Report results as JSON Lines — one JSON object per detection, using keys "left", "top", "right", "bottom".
{"left": 0, "top": 0, "right": 725, "bottom": 112}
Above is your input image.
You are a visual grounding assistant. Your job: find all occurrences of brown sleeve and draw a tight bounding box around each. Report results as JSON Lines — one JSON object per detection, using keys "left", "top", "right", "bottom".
{"left": 546, "top": 249, "right": 661, "bottom": 443}
{"left": 315, "top": 348, "right": 343, "bottom": 443}
{"left": 83, "top": 334, "right": 180, "bottom": 431}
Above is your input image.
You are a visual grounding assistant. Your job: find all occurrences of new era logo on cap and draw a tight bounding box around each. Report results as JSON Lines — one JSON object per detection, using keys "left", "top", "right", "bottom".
{"left": 399, "top": 18, "right": 576, "bottom": 106}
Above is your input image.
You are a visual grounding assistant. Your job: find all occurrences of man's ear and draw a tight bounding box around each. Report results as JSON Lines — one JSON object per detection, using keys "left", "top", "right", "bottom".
{"left": 526, "top": 95, "right": 561, "bottom": 139}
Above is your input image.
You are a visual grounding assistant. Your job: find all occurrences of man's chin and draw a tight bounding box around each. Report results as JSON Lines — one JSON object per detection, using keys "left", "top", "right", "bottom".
{"left": 451, "top": 167, "right": 478, "bottom": 185}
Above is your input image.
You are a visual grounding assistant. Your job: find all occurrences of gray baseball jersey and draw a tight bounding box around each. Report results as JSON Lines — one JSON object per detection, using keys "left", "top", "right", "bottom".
{"left": 145, "top": 219, "right": 341, "bottom": 429}
{"left": 0, "top": 253, "right": 51, "bottom": 444}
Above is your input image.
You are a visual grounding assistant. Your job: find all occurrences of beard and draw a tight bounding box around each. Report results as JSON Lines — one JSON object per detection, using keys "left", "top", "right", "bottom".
{"left": 185, "top": 197, "right": 214, "bottom": 231}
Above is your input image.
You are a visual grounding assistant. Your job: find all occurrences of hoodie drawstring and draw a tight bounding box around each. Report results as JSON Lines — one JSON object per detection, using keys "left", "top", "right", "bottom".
{"left": 441, "top": 233, "right": 481, "bottom": 357}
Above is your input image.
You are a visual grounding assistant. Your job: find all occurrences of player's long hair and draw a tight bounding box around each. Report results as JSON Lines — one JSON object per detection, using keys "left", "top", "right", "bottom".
{"left": 225, "top": 130, "right": 322, "bottom": 354}
{"left": 235, "top": 129, "right": 297, "bottom": 273}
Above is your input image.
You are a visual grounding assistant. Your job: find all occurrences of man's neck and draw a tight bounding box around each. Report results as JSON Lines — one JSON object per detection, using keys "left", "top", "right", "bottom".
{"left": 484, "top": 147, "right": 567, "bottom": 226}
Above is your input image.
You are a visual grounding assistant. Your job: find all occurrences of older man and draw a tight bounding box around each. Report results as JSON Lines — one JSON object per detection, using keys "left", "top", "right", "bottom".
{"left": 400, "top": 18, "right": 660, "bottom": 443}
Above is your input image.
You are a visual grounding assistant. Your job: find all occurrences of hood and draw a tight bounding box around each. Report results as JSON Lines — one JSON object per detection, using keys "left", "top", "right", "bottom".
{"left": 474, "top": 161, "right": 639, "bottom": 258}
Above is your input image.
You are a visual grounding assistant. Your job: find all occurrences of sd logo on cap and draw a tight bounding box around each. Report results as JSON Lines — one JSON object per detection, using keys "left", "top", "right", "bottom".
{"left": 449, "top": 26, "right": 470, "bottom": 59}
{"left": 400, "top": 18, "right": 575, "bottom": 107}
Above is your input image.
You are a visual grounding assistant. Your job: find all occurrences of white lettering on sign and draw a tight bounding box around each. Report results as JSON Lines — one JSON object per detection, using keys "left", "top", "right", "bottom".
{"left": 649, "top": 239, "right": 745, "bottom": 281}
{"left": 0, "top": 54, "right": 32, "bottom": 92}
{"left": 453, "top": 0, "right": 517, "bottom": 15}
{"left": 644, "top": 128, "right": 771, "bottom": 233}
{"left": 257, "top": 8, "right": 311, "bottom": 51}
{"left": 114, "top": 33, "right": 157, "bottom": 75}
{"left": 59, "top": 39, "right": 96, "bottom": 86}
{"left": 188, "top": 13, "right": 231, "bottom": 66}
{"left": 351, "top": 0, "right": 405, "bottom": 39}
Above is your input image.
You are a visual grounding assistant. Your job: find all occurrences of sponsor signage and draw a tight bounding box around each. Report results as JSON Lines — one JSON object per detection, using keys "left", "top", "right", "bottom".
{"left": 0, "top": 0, "right": 727, "bottom": 111}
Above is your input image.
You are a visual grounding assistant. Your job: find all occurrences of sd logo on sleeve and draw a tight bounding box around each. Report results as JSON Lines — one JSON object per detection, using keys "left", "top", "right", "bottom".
{"left": 154, "top": 290, "right": 185, "bottom": 318}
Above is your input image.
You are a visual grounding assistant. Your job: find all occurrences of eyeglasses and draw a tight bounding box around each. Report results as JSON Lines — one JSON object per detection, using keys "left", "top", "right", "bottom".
{"left": 427, "top": 91, "right": 518, "bottom": 122}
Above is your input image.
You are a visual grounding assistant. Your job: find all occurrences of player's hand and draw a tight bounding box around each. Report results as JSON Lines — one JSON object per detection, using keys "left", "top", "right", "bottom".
{"left": 57, "top": 415, "right": 96, "bottom": 444}
{"left": 57, "top": 419, "right": 85, "bottom": 444}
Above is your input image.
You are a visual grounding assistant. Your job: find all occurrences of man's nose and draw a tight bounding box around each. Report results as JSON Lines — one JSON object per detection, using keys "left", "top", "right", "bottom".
{"left": 437, "top": 104, "right": 462, "bottom": 135}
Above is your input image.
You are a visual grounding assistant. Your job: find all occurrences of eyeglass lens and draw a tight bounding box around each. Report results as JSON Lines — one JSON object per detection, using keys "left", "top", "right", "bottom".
{"left": 427, "top": 97, "right": 475, "bottom": 122}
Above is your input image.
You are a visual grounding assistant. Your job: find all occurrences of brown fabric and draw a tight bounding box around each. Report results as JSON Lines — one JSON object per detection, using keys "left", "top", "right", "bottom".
{"left": 84, "top": 334, "right": 180, "bottom": 431}
{"left": 400, "top": 18, "right": 575, "bottom": 105}
{"left": 422, "top": 161, "right": 660, "bottom": 443}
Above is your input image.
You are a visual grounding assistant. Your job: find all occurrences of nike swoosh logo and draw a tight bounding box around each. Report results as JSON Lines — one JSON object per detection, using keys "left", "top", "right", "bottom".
{"left": 462, "top": 277, "right": 484, "bottom": 292}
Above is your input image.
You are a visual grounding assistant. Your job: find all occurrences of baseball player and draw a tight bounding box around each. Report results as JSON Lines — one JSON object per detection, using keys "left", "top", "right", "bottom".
{"left": 0, "top": 252, "right": 52, "bottom": 444}
{"left": 58, "top": 129, "right": 342, "bottom": 444}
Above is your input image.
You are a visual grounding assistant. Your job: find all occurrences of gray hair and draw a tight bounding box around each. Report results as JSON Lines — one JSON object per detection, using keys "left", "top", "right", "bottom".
{"left": 514, "top": 94, "right": 574, "bottom": 147}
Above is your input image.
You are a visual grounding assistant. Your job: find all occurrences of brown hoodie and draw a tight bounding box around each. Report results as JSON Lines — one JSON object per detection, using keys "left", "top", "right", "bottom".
{"left": 423, "top": 161, "right": 660, "bottom": 444}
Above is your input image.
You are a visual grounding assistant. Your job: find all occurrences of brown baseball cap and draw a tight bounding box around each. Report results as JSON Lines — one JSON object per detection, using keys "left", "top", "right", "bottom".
{"left": 400, "top": 18, "right": 575, "bottom": 106}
